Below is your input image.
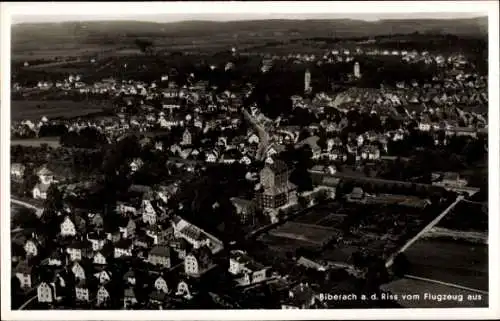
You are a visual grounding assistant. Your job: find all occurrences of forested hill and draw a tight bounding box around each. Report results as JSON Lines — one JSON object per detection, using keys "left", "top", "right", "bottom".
{"left": 12, "top": 17, "right": 488, "bottom": 48}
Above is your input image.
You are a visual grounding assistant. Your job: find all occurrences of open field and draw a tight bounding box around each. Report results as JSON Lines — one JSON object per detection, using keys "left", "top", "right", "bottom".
{"left": 437, "top": 201, "right": 487, "bottom": 232}
{"left": 11, "top": 137, "right": 61, "bottom": 148}
{"left": 268, "top": 221, "right": 340, "bottom": 245}
{"left": 404, "top": 239, "right": 488, "bottom": 291}
{"left": 258, "top": 234, "right": 318, "bottom": 254}
{"left": 314, "top": 213, "right": 348, "bottom": 227}
{"left": 424, "top": 227, "right": 487, "bottom": 244}
{"left": 11, "top": 100, "right": 107, "bottom": 121}
{"left": 381, "top": 277, "right": 488, "bottom": 308}
{"left": 292, "top": 202, "right": 345, "bottom": 224}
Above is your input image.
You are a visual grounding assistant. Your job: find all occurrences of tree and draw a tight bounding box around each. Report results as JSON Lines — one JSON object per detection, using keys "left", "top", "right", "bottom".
{"left": 44, "top": 185, "right": 64, "bottom": 211}
{"left": 21, "top": 169, "right": 39, "bottom": 197}
{"left": 298, "top": 195, "right": 308, "bottom": 208}
{"left": 12, "top": 207, "right": 39, "bottom": 229}
{"left": 392, "top": 252, "right": 411, "bottom": 278}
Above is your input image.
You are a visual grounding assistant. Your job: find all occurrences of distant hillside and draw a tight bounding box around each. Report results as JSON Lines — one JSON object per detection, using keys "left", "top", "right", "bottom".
{"left": 11, "top": 17, "right": 488, "bottom": 53}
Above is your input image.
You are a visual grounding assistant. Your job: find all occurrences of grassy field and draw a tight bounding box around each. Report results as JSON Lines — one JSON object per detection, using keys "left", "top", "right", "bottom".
{"left": 404, "top": 238, "right": 488, "bottom": 291}
{"left": 11, "top": 137, "right": 61, "bottom": 148}
{"left": 11, "top": 100, "right": 106, "bottom": 121}
{"left": 381, "top": 278, "right": 488, "bottom": 308}
{"left": 269, "top": 221, "right": 339, "bottom": 245}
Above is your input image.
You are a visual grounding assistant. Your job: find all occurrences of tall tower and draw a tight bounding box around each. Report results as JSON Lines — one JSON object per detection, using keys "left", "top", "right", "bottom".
{"left": 304, "top": 69, "right": 311, "bottom": 93}
{"left": 354, "top": 62, "right": 361, "bottom": 79}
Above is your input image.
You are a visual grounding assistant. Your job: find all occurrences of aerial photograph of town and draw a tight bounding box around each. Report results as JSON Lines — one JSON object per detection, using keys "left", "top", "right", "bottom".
{"left": 6, "top": 4, "right": 492, "bottom": 313}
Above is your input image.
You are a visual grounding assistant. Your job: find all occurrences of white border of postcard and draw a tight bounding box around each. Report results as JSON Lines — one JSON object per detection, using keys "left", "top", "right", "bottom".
{"left": 1, "top": 1, "right": 499, "bottom": 320}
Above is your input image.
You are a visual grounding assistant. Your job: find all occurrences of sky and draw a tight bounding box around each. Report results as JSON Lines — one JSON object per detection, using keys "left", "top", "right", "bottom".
{"left": 12, "top": 12, "right": 486, "bottom": 24}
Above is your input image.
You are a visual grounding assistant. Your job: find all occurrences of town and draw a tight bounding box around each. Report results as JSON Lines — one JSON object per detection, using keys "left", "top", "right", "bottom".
{"left": 10, "top": 18, "right": 489, "bottom": 310}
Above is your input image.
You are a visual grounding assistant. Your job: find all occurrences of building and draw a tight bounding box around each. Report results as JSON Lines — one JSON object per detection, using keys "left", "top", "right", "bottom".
{"left": 142, "top": 200, "right": 158, "bottom": 225}
{"left": 96, "top": 285, "right": 111, "bottom": 306}
{"left": 230, "top": 197, "right": 256, "bottom": 224}
{"left": 24, "top": 239, "right": 39, "bottom": 257}
{"left": 154, "top": 275, "right": 170, "bottom": 293}
{"left": 15, "top": 260, "right": 35, "bottom": 289}
{"left": 171, "top": 217, "right": 224, "bottom": 254}
{"left": 147, "top": 245, "right": 171, "bottom": 268}
{"left": 229, "top": 250, "right": 270, "bottom": 286}
{"left": 353, "top": 62, "right": 361, "bottom": 79}
{"left": 181, "top": 129, "right": 192, "bottom": 146}
{"left": 281, "top": 283, "right": 318, "bottom": 309}
{"left": 304, "top": 69, "right": 311, "bottom": 93}
{"left": 114, "top": 239, "right": 133, "bottom": 258}
{"left": 37, "top": 282, "right": 56, "bottom": 304}
{"left": 75, "top": 279, "right": 96, "bottom": 303}
{"left": 11, "top": 163, "right": 26, "bottom": 181}
{"left": 346, "top": 187, "right": 365, "bottom": 203}
{"left": 123, "top": 288, "right": 138, "bottom": 308}
{"left": 60, "top": 216, "right": 77, "bottom": 237}
{"left": 184, "top": 246, "right": 214, "bottom": 277}
{"left": 32, "top": 182, "right": 50, "bottom": 200}
{"left": 432, "top": 172, "right": 468, "bottom": 188}
{"left": 255, "top": 160, "right": 296, "bottom": 210}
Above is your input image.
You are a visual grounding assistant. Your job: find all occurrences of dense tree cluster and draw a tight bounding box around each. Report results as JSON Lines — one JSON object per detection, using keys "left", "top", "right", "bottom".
{"left": 60, "top": 127, "right": 107, "bottom": 149}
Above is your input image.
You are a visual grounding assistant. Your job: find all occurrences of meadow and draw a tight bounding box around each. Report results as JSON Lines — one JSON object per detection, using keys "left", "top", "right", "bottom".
{"left": 11, "top": 137, "right": 61, "bottom": 148}
{"left": 11, "top": 100, "right": 105, "bottom": 121}
{"left": 404, "top": 238, "right": 488, "bottom": 292}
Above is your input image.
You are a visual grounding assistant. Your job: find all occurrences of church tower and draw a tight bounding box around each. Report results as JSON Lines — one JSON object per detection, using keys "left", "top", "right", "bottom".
{"left": 354, "top": 62, "right": 361, "bottom": 79}
{"left": 304, "top": 69, "right": 311, "bottom": 93}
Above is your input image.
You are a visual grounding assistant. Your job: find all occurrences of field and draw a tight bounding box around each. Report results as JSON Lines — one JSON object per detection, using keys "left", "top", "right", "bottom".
{"left": 11, "top": 137, "right": 61, "bottom": 148}
{"left": 268, "top": 221, "right": 340, "bottom": 245}
{"left": 404, "top": 239, "right": 488, "bottom": 292}
{"left": 381, "top": 278, "right": 488, "bottom": 308}
{"left": 11, "top": 100, "right": 106, "bottom": 121}
{"left": 292, "top": 202, "right": 346, "bottom": 225}
{"left": 437, "top": 201, "right": 488, "bottom": 232}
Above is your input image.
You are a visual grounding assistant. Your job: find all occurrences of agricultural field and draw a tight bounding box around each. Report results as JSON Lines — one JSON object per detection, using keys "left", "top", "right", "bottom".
{"left": 11, "top": 100, "right": 106, "bottom": 121}
{"left": 268, "top": 221, "right": 340, "bottom": 246}
{"left": 11, "top": 137, "right": 61, "bottom": 148}
{"left": 292, "top": 202, "right": 345, "bottom": 224}
{"left": 314, "top": 213, "right": 348, "bottom": 227}
{"left": 404, "top": 238, "right": 488, "bottom": 292}
{"left": 437, "top": 201, "right": 488, "bottom": 232}
{"left": 257, "top": 234, "right": 317, "bottom": 255}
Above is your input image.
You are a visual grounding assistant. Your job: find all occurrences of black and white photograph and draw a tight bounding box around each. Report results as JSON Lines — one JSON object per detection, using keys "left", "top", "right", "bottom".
{"left": 1, "top": 1, "right": 499, "bottom": 320}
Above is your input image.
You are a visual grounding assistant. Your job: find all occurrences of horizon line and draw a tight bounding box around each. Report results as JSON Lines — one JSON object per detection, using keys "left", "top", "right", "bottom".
{"left": 11, "top": 15, "right": 488, "bottom": 26}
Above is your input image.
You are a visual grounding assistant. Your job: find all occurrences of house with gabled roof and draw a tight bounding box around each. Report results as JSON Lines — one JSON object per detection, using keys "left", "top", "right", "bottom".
{"left": 229, "top": 250, "right": 270, "bottom": 286}
{"left": 114, "top": 239, "right": 134, "bottom": 258}
{"left": 48, "top": 250, "right": 66, "bottom": 267}
{"left": 148, "top": 290, "right": 168, "bottom": 308}
{"left": 75, "top": 278, "right": 98, "bottom": 303}
{"left": 87, "top": 231, "right": 107, "bottom": 252}
{"left": 24, "top": 238, "right": 40, "bottom": 258}
{"left": 281, "top": 282, "right": 318, "bottom": 309}
{"left": 184, "top": 246, "right": 215, "bottom": 277}
{"left": 15, "top": 260, "right": 36, "bottom": 289}
{"left": 96, "top": 284, "right": 112, "bottom": 307}
{"left": 154, "top": 275, "right": 170, "bottom": 293}
{"left": 93, "top": 243, "right": 113, "bottom": 266}
{"left": 94, "top": 269, "right": 113, "bottom": 284}
{"left": 11, "top": 163, "right": 26, "bottom": 181}
{"left": 123, "top": 287, "right": 138, "bottom": 309}
{"left": 147, "top": 245, "right": 171, "bottom": 268}
{"left": 71, "top": 261, "right": 89, "bottom": 281}
{"left": 60, "top": 215, "right": 77, "bottom": 237}
{"left": 171, "top": 217, "right": 224, "bottom": 254}
{"left": 66, "top": 238, "right": 92, "bottom": 262}
{"left": 37, "top": 281, "right": 57, "bottom": 304}
{"left": 175, "top": 278, "right": 199, "bottom": 300}
{"left": 123, "top": 269, "right": 137, "bottom": 286}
